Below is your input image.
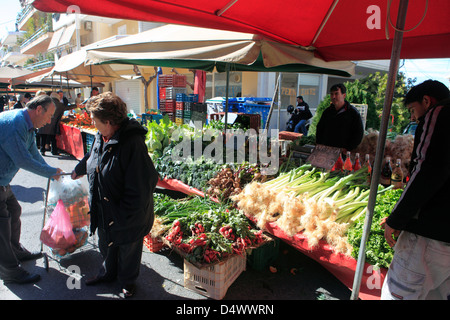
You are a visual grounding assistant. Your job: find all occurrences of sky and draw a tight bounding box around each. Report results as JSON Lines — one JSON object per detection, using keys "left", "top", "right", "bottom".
{"left": 1, "top": 0, "right": 449, "bottom": 88}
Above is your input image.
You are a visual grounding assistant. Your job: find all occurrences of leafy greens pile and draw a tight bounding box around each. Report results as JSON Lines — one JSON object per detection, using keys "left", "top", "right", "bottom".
{"left": 347, "top": 188, "right": 403, "bottom": 269}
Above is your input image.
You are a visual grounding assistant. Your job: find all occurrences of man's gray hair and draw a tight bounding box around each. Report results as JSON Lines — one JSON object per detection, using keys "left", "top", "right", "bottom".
{"left": 26, "top": 95, "right": 54, "bottom": 111}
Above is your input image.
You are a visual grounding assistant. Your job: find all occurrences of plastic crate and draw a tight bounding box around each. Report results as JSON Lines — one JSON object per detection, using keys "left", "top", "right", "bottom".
{"left": 160, "top": 99, "right": 176, "bottom": 113}
{"left": 85, "top": 133, "right": 95, "bottom": 153}
{"left": 184, "top": 102, "right": 192, "bottom": 111}
{"left": 176, "top": 101, "right": 184, "bottom": 110}
{"left": 176, "top": 93, "right": 187, "bottom": 102}
{"left": 187, "top": 94, "right": 199, "bottom": 103}
{"left": 175, "top": 109, "right": 184, "bottom": 118}
{"left": 183, "top": 110, "right": 192, "bottom": 120}
{"left": 151, "top": 114, "right": 163, "bottom": 124}
{"left": 184, "top": 253, "right": 246, "bottom": 300}
{"left": 158, "top": 74, "right": 187, "bottom": 87}
{"left": 141, "top": 113, "right": 153, "bottom": 125}
{"left": 164, "top": 87, "right": 187, "bottom": 100}
{"left": 243, "top": 103, "right": 271, "bottom": 127}
{"left": 247, "top": 236, "right": 280, "bottom": 271}
{"left": 192, "top": 103, "right": 206, "bottom": 112}
{"left": 161, "top": 112, "right": 175, "bottom": 122}
{"left": 175, "top": 117, "right": 184, "bottom": 125}
{"left": 159, "top": 87, "right": 166, "bottom": 100}
{"left": 143, "top": 235, "right": 166, "bottom": 253}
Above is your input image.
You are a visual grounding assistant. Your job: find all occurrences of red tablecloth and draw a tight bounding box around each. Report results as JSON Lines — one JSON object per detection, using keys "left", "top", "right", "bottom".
{"left": 157, "top": 177, "right": 205, "bottom": 197}
{"left": 56, "top": 124, "right": 85, "bottom": 160}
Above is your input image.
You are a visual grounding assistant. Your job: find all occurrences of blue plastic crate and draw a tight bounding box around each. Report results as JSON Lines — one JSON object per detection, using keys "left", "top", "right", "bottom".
{"left": 243, "top": 103, "right": 271, "bottom": 128}
{"left": 176, "top": 93, "right": 187, "bottom": 102}
{"left": 85, "top": 133, "right": 95, "bottom": 153}
{"left": 187, "top": 94, "right": 199, "bottom": 103}
{"left": 151, "top": 114, "right": 163, "bottom": 124}
{"left": 141, "top": 113, "right": 153, "bottom": 125}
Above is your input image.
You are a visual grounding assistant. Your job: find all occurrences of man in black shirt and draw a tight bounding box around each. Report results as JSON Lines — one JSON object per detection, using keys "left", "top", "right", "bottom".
{"left": 381, "top": 80, "right": 450, "bottom": 300}
{"left": 315, "top": 84, "right": 363, "bottom": 151}
{"left": 294, "top": 96, "right": 312, "bottom": 135}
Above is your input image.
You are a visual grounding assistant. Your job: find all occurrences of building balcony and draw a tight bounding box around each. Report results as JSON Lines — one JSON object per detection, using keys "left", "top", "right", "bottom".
{"left": 24, "top": 59, "right": 55, "bottom": 71}
{"left": 16, "top": 5, "right": 38, "bottom": 31}
{"left": 20, "top": 27, "right": 54, "bottom": 55}
{"left": 2, "top": 51, "right": 32, "bottom": 65}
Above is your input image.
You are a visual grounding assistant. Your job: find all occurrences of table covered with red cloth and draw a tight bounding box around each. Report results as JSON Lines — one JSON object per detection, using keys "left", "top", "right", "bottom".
{"left": 56, "top": 124, "right": 85, "bottom": 160}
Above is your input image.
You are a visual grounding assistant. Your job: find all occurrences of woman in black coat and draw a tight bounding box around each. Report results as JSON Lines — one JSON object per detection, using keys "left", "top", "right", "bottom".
{"left": 71, "top": 92, "right": 158, "bottom": 298}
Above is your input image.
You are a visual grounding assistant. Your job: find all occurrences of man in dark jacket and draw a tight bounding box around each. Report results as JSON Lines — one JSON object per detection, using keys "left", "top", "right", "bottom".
{"left": 315, "top": 84, "right": 364, "bottom": 151}
{"left": 72, "top": 92, "right": 158, "bottom": 298}
{"left": 294, "top": 96, "right": 313, "bottom": 135}
{"left": 381, "top": 80, "right": 450, "bottom": 300}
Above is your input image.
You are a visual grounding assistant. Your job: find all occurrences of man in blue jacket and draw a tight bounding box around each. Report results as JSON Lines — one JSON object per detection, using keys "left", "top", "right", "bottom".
{"left": 382, "top": 80, "right": 450, "bottom": 300}
{"left": 0, "top": 95, "right": 63, "bottom": 284}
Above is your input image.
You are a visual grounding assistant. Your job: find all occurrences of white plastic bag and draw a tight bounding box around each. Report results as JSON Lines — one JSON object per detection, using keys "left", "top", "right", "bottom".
{"left": 47, "top": 175, "right": 88, "bottom": 206}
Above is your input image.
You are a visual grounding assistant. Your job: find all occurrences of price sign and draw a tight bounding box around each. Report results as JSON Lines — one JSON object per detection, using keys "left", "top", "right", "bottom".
{"left": 306, "top": 144, "right": 342, "bottom": 171}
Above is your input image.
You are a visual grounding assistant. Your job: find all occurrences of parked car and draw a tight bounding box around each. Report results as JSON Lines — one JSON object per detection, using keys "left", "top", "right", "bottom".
{"left": 402, "top": 121, "right": 418, "bottom": 136}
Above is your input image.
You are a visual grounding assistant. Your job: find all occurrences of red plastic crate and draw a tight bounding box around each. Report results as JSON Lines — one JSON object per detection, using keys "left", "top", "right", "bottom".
{"left": 143, "top": 235, "right": 166, "bottom": 253}
{"left": 160, "top": 99, "right": 176, "bottom": 113}
{"left": 158, "top": 74, "right": 187, "bottom": 87}
{"left": 159, "top": 87, "right": 166, "bottom": 100}
{"left": 176, "top": 101, "right": 184, "bottom": 110}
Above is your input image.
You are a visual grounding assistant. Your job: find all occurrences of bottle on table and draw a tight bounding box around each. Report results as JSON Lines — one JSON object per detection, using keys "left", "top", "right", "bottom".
{"left": 380, "top": 156, "right": 392, "bottom": 187}
{"left": 363, "top": 154, "right": 372, "bottom": 174}
{"left": 331, "top": 153, "right": 344, "bottom": 172}
{"left": 353, "top": 153, "right": 361, "bottom": 171}
{"left": 391, "top": 158, "right": 404, "bottom": 189}
{"left": 343, "top": 151, "right": 353, "bottom": 175}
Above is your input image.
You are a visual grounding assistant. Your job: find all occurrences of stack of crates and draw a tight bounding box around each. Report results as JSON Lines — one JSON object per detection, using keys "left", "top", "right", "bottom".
{"left": 159, "top": 74, "right": 187, "bottom": 121}
{"left": 175, "top": 101, "right": 184, "bottom": 125}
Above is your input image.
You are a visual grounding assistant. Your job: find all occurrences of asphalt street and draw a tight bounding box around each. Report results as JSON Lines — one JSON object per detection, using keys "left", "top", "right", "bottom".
{"left": 0, "top": 151, "right": 351, "bottom": 302}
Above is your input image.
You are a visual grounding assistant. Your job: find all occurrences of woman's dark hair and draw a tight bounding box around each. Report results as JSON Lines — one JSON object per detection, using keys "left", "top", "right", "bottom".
{"left": 404, "top": 79, "right": 450, "bottom": 105}
{"left": 25, "top": 95, "right": 54, "bottom": 111}
{"left": 86, "top": 91, "right": 128, "bottom": 125}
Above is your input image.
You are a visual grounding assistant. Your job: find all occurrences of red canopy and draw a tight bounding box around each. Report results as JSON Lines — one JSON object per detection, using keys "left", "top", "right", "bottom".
{"left": 32, "top": 0, "right": 450, "bottom": 61}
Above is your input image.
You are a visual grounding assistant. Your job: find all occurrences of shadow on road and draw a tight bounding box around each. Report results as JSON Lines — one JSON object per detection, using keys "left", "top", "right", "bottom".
{"left": 10, "top": 185, "right": 45, "bottom": 204}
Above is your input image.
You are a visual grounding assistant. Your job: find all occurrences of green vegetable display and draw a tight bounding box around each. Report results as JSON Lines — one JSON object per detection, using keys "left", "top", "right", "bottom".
{"left": 347, "top": 188, "right": 403, "bottom": 269}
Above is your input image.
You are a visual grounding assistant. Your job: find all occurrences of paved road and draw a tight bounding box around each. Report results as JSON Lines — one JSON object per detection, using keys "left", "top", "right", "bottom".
{"left": 0, "top": 151, "right": 351, "bottom": 302}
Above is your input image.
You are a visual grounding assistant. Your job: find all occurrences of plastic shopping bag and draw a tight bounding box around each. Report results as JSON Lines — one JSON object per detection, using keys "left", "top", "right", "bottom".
{"left": 47, "top": 175, "right": 88, "bottom": 205}
{"left": 47, "top": 175, "right": 90, "bottom": 228}
{"left": 40, "top": 199, "right": 77, "bottom": 251}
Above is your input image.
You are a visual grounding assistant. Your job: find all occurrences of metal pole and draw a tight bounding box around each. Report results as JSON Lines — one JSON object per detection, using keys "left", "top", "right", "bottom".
{"left": 277, "top": 73, "right": 282, "bottom": 131}
{"left": 350, "top": 0, "right": 409, "bottom": 300}
{"left": 224, "top": 63, "right": 230, "bottom": 132}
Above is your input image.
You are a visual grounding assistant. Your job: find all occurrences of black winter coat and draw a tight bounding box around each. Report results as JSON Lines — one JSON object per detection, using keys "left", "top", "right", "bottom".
{"left": 315, "top": 101, "right": 364, "bottom": 151}
{"left": 74, "top": 118, "right": 158, "bottom": 247}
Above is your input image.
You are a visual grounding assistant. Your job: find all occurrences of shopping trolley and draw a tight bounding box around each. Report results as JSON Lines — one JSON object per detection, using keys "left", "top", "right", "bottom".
{"left": 40, "top": 173, "right": 96, "bottom": 271}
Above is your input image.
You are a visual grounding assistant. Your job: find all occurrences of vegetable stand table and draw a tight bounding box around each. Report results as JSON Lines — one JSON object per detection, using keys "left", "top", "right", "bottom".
{"left": 56, "top": 124, "right": 96, "bottom": 160}
{"left": 156, "top": 177, "right": 387, "bottom": 299}
{"left": 261, "top": 219, "right": 388, "bottom": 300}
{"left": 56, "top": 124, "right": 85, "bottom": 160}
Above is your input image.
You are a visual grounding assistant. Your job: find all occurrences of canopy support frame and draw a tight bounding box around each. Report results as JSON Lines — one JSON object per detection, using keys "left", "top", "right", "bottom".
{"left": 350, "top": 0, "right": 409, "bottom": 300}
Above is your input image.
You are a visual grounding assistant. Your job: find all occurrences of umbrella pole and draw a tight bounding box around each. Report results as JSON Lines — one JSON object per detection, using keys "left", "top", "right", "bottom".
{"left": 90, "top": 65, "right": 93, "bottom": 90}
{"left": 224, "top": 63, "right": 230, "bottom": 132}
{"left": 277, "top": 73, "right": 282, "bottom": 131}
{"left": 265, "top": 74, "right": 280, "bottom": 129}
{"left": 350, "top": 0, "right": 409, "bottom": 300}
